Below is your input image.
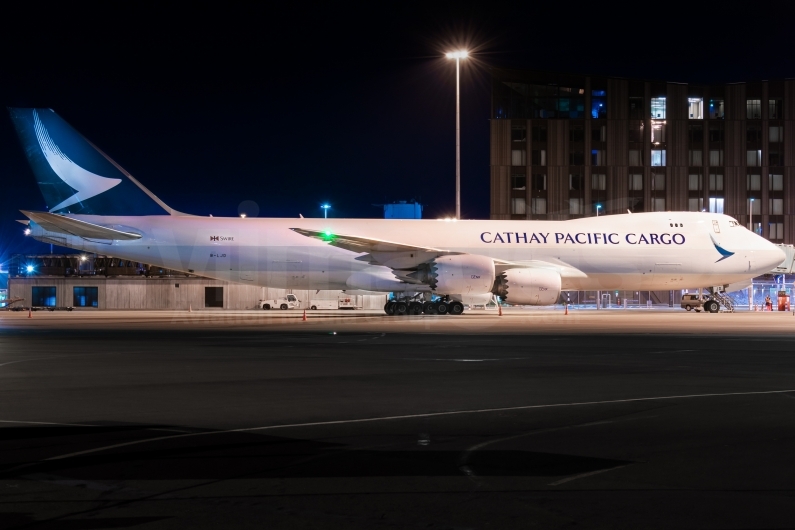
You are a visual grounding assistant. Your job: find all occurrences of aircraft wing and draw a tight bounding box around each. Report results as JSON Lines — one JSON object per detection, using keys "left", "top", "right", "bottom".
{"left": 21, "top": 211, "right": 142, "bottom": 240}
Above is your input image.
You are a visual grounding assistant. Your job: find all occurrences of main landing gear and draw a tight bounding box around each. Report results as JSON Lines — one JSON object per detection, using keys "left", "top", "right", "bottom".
{"left": 384, "top": 297, "right": 464, "bottom": 316}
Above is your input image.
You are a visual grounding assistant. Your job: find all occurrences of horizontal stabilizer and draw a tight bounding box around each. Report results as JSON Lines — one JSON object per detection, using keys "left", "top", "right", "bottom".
{"left": 21, "top": 210, "right": 142, "bottom": 240}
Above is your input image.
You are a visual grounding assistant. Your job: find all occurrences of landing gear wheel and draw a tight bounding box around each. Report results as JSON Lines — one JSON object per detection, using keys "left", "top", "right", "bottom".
{"left": 384, "top": 302, "right": 396, "bottom": 316}
{"left": 394, "top": 301, "right": 409, "bottom": 315}
{"left": 704, "top": 300, "right": 720, "bottom": 313}
{"left": 280, "top": 304, "right": 288, "bottom": 310}
{"left": 423, "top": 301, "right": 437, "bottom": 315}
{"left": 409, "top": 302, "right": 423, "bottom": 315}
{"left": 449, "top": 301, "right": 464, "bottom": 315}
{"left": 263, "top": 304, "right": 271, "bottom": 310}
{"left": 685, "top": 305, "right": 692, "bottom": 311}
{"left": 436, "top": 302, "right": 449, "bottom": 315}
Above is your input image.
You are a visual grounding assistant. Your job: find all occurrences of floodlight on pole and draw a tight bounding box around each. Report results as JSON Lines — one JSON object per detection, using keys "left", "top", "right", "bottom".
{"left": 596, "top": 204, "right": 602, "bottom": 217}
{"left": 446, "top": 49, "right": 468, "bottom": 219}
{"left": 750, "top": 198, "right": 754, "bottom": 233}
{"left": 321, "top": 204, "right": 330, "bottom": 219}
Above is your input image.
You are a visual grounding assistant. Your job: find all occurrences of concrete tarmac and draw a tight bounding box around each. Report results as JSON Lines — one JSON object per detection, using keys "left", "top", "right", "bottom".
{"left": 1, "top": 309, "right": 795, "bottom": 528}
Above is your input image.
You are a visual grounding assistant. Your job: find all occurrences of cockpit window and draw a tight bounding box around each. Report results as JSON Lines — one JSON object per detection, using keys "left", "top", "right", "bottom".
{"left": 712, "top": 220, "right": 720, "bottom": 233}
{"left": 728, "top": 220, "right": 739, "bottom": 227}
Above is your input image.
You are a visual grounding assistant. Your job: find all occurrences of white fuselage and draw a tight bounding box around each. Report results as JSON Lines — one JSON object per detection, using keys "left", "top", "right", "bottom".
{"left": 34, "top": 211, "right": 784, "bottom": 293}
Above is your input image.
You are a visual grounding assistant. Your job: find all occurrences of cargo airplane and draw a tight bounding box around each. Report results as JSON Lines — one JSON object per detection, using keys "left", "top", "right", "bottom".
{"left": 9, "top": 108, "right": 785, "bottom": 315}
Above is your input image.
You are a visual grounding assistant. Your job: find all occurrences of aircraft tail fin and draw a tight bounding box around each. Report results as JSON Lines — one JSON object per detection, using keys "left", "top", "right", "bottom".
{"left": 8, "top": 108, "right": 176, "bottom": 216}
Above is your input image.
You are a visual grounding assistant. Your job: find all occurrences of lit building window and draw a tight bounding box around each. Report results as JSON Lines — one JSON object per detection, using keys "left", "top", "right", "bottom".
{"left": 651, "top": 97, "right": 666, "bottom": 119}
{"left": 591, "top": 149, "right": 606, "bottom": 165}
{"left": 511, "top": 197, "right": 526, "bottom": 215}
{"left": 769, "top": 222, "right": 784, "bottom": 240}
{"left": 688, "top": 98, "right": 703, "bottom": 119}
{"left": 592, "top": 173, "right": 606, "bottom": 190}
{"left": 652, "top": 173, "right": 666, "bottom": 191}
{"left": 651, "top": 150, "right": 666, "bottom": 166}
{"left": 531, "top": 198, "right": 547, "bottom": 214}
{"left": 653, "top": 198, "right": 666, "bottom": 211}
{"left": 770, "top": 198, "right": 784, "bottom": 215}
{"left": 569, "top": 198, "right": 583, "bottom": 215}
{"left": 651, "top": 122, "right": 666, "bottom": 143}
{"left": 688, "top": 174, "right": 702, "bottom": 191}
{"left": 709, "top": 198, "right": 724, "bottom": 214}
{"left": 629, "top": 174, "right": 643, "bottom": 190}
{"left": 769, "top": 126, "right": 783, "bottom": 142}
{"left": 709, "top": 173, "right": 724, "bottom": 191}
{"left": 746, "top": 99, "right": 761, "bottom": 119}
{"left": 511, "top": 149, "right": 526, "bottom": 166}
{"left": 628, "top": 150, "right": 643, "bottom": 166}
{"left": 747, "top": 174, "right": 761, "bottom": 191}
{"left": 688, "top": 198, "right": 703, "bottom": 211}
{"left": 769, "top": 174, "right": 784, "bottom": 191}
{"left": 748, "top": 199, "right": 761, "bottom": 215}
{"left": 591, "top": 90, "right": 607, "bottom": 119}
{"left": 688, "top": 150, "right": 702, "bottom": 166}
{"left": 709, "top": 150, "right": 724, "bottom": 166}
{"left": 746, "top": 150, "right": 761, "bottom": 167}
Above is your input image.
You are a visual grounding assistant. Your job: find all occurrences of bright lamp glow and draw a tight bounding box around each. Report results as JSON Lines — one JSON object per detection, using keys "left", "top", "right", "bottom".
{"left": 80, "top": 255, "right": 87, "bottom": 262}
{"left": 24, "top": 228, "right": 31, "bottom": 235}
{"left": 26, "top": 265, "right": 34, "bottom": 273}
{"left": 446, "top": 50, "right": 468, "bottom": 59}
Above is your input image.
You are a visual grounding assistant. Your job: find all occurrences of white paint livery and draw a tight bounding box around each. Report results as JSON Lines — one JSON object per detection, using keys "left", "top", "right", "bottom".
{"left": 25, "top": 211, "right": 786, "bottom": 306}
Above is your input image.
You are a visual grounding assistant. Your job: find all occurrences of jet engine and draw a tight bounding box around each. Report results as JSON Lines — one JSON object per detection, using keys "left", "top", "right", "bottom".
{"left": 407, "top": 255, "right": 495, "bottom": 295}
{"left": 492, "top": 268, "right": 561, "bottom": 306}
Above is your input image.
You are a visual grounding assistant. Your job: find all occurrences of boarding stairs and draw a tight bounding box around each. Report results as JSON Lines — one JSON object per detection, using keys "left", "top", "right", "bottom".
{"left": 712, "top": 291, "right": 735, "bottom": 313}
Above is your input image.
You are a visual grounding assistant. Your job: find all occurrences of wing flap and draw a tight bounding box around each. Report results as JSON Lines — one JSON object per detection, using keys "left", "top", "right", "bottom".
{"left": 21, "top": 210, "right": 142, "bottom": 240}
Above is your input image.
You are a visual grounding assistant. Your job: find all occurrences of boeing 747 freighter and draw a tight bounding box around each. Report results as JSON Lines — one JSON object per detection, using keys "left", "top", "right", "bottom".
{"left": 9, "top": 108, "right": 785, "bottom": 314}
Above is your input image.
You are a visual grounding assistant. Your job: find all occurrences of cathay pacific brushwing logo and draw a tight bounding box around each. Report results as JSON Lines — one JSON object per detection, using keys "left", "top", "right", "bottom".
{"left": 33, "top": 109, "right": 122, "bottom": 212}
{"left": 710, "top": 234, "right": 735, "bottom": 262}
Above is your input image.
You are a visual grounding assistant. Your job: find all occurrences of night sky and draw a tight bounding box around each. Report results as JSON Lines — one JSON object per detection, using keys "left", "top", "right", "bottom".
{"left": 2, "top": 2, "right": 793, "bottom": 262}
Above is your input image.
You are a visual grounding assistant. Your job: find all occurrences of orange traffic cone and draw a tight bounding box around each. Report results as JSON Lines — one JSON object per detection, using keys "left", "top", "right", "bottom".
{"left": 302, "top": 309, "right": 307, "bottom": 321}
{"left": 565, "top": 303, "right": 568, "bottom": 315}
{"left": 28, "top": 307, "right": 32, "bottom": 318}
{"left": 498, "top": 304, "right": 502, "bottom": 316}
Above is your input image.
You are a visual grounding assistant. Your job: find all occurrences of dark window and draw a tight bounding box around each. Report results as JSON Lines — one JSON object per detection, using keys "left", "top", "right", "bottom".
{"left": 592, "top": 124, "right": 606, "bottom": 143}
{"left": 747, "top": 125, "right": 762, "bottom": 143}
{"left": 708, "top": 124, "right": 724, "bottom": 143}
{"left": 73, "top": 287, "right": 98, "bottom": 308}
{"left": 769, "top": 147, "right": 782, "bottom": 167}
{"left": 769, "top": 98, "right": 783, "bottom": 119}
{"left": 531, "top": 125, "right": 547, "bottom": 142}
{"left": 628, "top": 121, "right": 644, "bottom": 143}
{"left": 531, "top": 174, "right": 547, "bottom": 191}
{"left": 688, "top": 123, "right": 703, "bottom": 144}
{"left": 629, "top": 97, "right": 644, "bottom": 119}
{"left": 569, "top": 124, "right": 584, "bottom": 142}
{"left": 511, "top": 125, "right": 526, "bottom": 142}
{"left": 569, "top": 151, "right": 585, "bottom": 166}
{"left": 32, "top": 286, "right": 56, "bottom": 307}
{"left": 569, "top": 174, "right": 584, "bottom": 191}
{"left": 511, "top": 174, "right": 526, "bottom": 190}
{"left": 205, "top": 287, "right": 224, "bottom": 308}
{"left": 709, "top": 99, "right": 724, "bottom": 119}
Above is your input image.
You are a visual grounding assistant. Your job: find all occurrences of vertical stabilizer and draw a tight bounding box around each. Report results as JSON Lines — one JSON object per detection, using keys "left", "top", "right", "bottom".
{"left": 8, "top": 108, "right": 175, "bottom": 216}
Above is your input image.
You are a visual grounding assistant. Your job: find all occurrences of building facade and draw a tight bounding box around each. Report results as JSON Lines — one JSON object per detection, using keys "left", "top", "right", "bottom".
{"left": 490, "top": 68, "right": 795, "bottom": 244}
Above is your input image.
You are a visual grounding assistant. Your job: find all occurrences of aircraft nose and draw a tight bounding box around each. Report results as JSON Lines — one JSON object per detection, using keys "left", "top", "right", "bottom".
{"left": 760, "top": 241, "right": 786, "bottom": 272}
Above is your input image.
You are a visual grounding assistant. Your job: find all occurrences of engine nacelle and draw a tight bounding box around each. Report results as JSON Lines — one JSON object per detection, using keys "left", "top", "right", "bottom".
{"left": 408, "top": 255, "right": 495, "bottom": 295}
{"left": 492, "top": 268, "right": 561, "bottom": 306}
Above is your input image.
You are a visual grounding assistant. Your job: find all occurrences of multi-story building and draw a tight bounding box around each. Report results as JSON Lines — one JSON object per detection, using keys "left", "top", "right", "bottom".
{"left": 490, "top": 68, "right": 795, "bottom": 244}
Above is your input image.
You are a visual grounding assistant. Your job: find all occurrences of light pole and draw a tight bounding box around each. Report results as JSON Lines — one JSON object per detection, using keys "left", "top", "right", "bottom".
{"left": 446, "top": 50, "right": 468, "bottom": 219}
{"left": 596, "top": 204, "right": 602, "bottom": 217}
{"left": 321, "top": 204, "right": 330, "bottom": 219}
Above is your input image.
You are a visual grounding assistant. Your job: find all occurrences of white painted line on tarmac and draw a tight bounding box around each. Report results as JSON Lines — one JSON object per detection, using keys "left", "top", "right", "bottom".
{"left": 27, "top": 388, "right": 795, "bottom": 466}
{"left": 0, "top": 420, "right": 94, "bottom": 426}
{"left": 549, "top": 464, "right": 631, "bottom": 486}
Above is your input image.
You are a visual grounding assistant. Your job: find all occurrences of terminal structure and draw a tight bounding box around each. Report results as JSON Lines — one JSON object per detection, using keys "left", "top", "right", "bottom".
{"left": 490, "top": 69, "right": 795, "bottom": 244}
